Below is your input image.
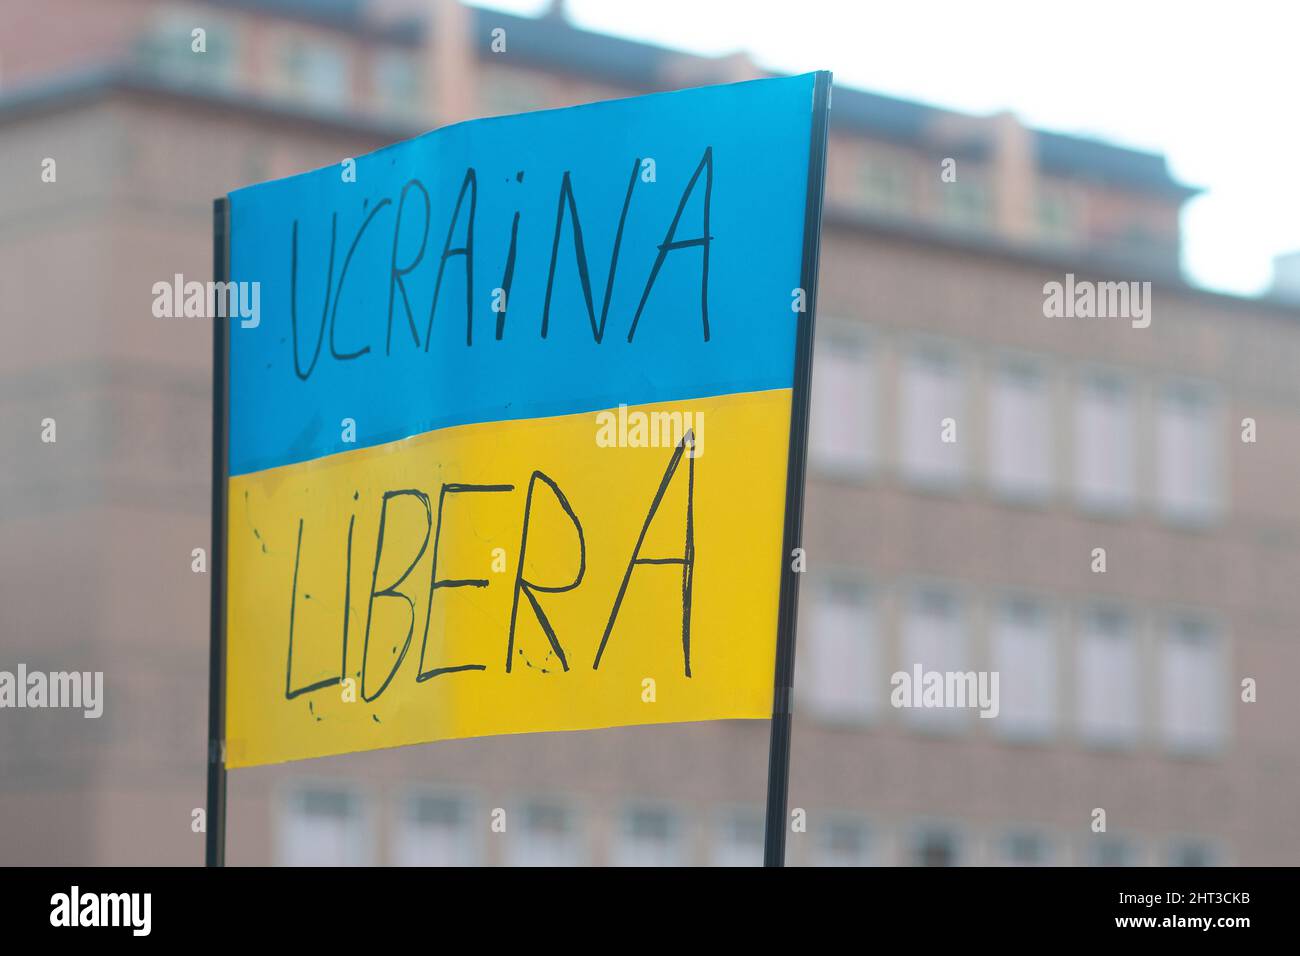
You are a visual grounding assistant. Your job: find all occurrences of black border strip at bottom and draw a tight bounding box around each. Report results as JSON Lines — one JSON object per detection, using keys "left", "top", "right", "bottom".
{"left": 0, "top": 864, "right": 1280, "bottom": 940}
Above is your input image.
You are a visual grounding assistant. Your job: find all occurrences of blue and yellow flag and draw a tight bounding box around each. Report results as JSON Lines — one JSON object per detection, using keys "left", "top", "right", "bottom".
{"left": 223, "top": 73, "right": 823, "bottom": 767}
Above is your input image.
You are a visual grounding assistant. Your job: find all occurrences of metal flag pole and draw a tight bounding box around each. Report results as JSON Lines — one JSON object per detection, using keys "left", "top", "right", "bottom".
{"left": 763, "top": 69, "right": 832, "bottom": 868}
{"left": 206, "top": 196, "right": 231, "bottom": 867}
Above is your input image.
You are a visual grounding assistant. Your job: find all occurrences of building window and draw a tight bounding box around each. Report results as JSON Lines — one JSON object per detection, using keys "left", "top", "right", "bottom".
{"left": 276, "top": 35, "right": 349, "bottom": 109}
{"left": 992, "top": 596, "right": 1056, "bottom": 740}
{"left": 1036, "top": 188, "right": 1077, "bottom": 245}
{"left": 901, "top": 346, "right": 965, "bottom": 488}
{"left": 373, "top": 50, "right": 421, "bottom": 117}
{"left": 989, "top": 358, "right": 1053, "bottom": 501}
{"left": 714, "top": 809, "right": 764, "bottom": 867}
{"left": 392, "top": 791, "right": 475, "bottom": 866}
{"left": 1167, "top": 839, "right": 1218, "bottom": 867}
{"left": 275, "top": 784, "right": 370, "bottom": 866}
{"left": 1116, "top": 222, "right": 1177, "bottom": 268}
{"left": 814, "top": 818, "right": 874, "bottom": 867}
{"left": 1077, "top": 605, "right": 1140, "bottom": 747}
{"left": 1086, "top": 836, "right": 1139, "bottom": 867}
{"left": 1001, "top": 829, "right": 1054, "bottom": 866}
{"left": 481, "top": 70, "right": 546, "bottom": 116}
{"left": 810, "top": 329, "right": 874, "bottom": 476}
{"left": 901, "top": 586, "right": 968, "bottom": 730}
{"left": 1074, "top": 371, "right": 1136, "bottom": 512}
{"left": 614, "top": 805, "right": 683, "bottom": 867}
{"left": 134, "top": 14, "right": 237, "bottom": 87}
{"left": 911, "top": 824, "right": 962, "bottom": 866}
{"left": 1157, "top": 382, "right": 1220, "bottom": 524}
{"left": 801, "top": 578, "right": 879, "bottom": 724}
{"left": 940, "top": 179, "right": 990, "bottom": 231}
{"left": 508, "top": 799, "right": 581, "bottom": 867}
{"left": 859, "top": 155, "right": 911, "bottom": 217}
{"left": 1160, "top": 614, "right": 1224, "bottom": 754}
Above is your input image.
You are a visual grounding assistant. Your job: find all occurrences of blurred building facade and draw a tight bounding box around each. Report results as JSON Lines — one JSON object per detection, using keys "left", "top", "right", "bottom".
{"left": 1, "top": 0, "right": 1298, "bottom": 865}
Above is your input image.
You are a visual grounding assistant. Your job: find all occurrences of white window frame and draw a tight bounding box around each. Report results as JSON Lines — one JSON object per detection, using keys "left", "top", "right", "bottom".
{"left": 274, "top": 31, "right": 351, "bottom": 108}
{"left": 613, "top": 802, "right": 686, "bottom": 867}
{"left": 506, "top": 796, "right": 585, "bottom": 867}
{"left": 799, "top": 572, "right": 880, "bottom": 725}
{"left": 372, "top": 49, "right": 422, "bottom": 118}
{"left": 810, "top": 322, "right": 876, "bottom": 479}
{"left": 1073, "top": 367, "right": 1138, "bottom": 514}
{"left": 391, "top": 787, "right": 479, "bottom": 867}
{"left": 991, "top": 594, "right": 1057, "bottom": 742}
{"left": 274, "top": 779, "right": 374, "bottom": 867}
{"left": 812, "top": 815, "right": 875, "bottom": 867}
{"left": 901, "top": 341, "right": 967, "bottom": 490}
{"left": 988, "top": 354, "right": 1054, "bottom": 503}
{"left": 899, "top": 583, "right": 970, "bottom": 733}
{"left": 1076, "top": 604, "right": 1142, "bottom": 749}
{"left": 998, "top": 827, "right": 1057, "bottom": 867}
{"left": 1156, "top": 379, "right": 1222, "bottom": 526}
{"left": 1082, "top": 833, "right": 1143, "bottom": 867}
{"left": 1159, "top": 612, "right": 1226, "bottom": 755}
{"left": 859, "top": 151, "right": 912, "bottom": 217}
{"left": 712, "top": 807, "right": 765, "bottom": 867}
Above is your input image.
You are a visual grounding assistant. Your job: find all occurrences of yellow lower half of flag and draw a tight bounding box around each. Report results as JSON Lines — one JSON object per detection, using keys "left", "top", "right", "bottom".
{"left": 225, "top": 388, "right": 792, "bottom": 768}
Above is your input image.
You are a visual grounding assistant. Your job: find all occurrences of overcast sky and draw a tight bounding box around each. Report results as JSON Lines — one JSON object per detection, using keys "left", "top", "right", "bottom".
{"left": 473, "top": 0, "right": 1299, "bottom": 298}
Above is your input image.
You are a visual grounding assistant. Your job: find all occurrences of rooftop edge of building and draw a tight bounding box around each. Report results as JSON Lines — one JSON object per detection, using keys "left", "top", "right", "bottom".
{"left": 2, "top": 64, "right": 1277, "bottom": 317}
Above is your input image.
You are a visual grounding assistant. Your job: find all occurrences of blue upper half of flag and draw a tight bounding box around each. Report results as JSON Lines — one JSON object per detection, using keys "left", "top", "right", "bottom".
{"left": 227, "top": 72, "right": 815, "bottom": 475}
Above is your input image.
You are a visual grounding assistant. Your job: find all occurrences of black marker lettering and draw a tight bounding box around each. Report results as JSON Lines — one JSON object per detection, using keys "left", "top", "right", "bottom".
{"left": 593, "top": 430, "right": 696, "bottom": 675}
{"left": 329, "top": 197, "right": 392, "bottom": 361}
{"left": 285, "top": 514, "right": 354, "bottom": 699}
{"left": 505, "top": 471, "right": 585, "bottom": 673}
{"left": 387, "top": 179, "right": 431, "bottom": 354}
{"left": 424, "top": 167, "right": 477, "bottom": 349}
{"left": 627, "top": 146, "right": 713, "bottom": 342}
{"left": 289, "top": 215, "right": 337, "bottom": 380}
{"left": 542, "top": 157, "right": 641, "bottom": 343}
{"left": 417, "top": 482, "right": 514, "bottom": 680}
{"left": 360, "top": 490, "right": 432, "bottom": 702}
{"left": 496, "top": 209, "right": 520, "bottom": 341}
